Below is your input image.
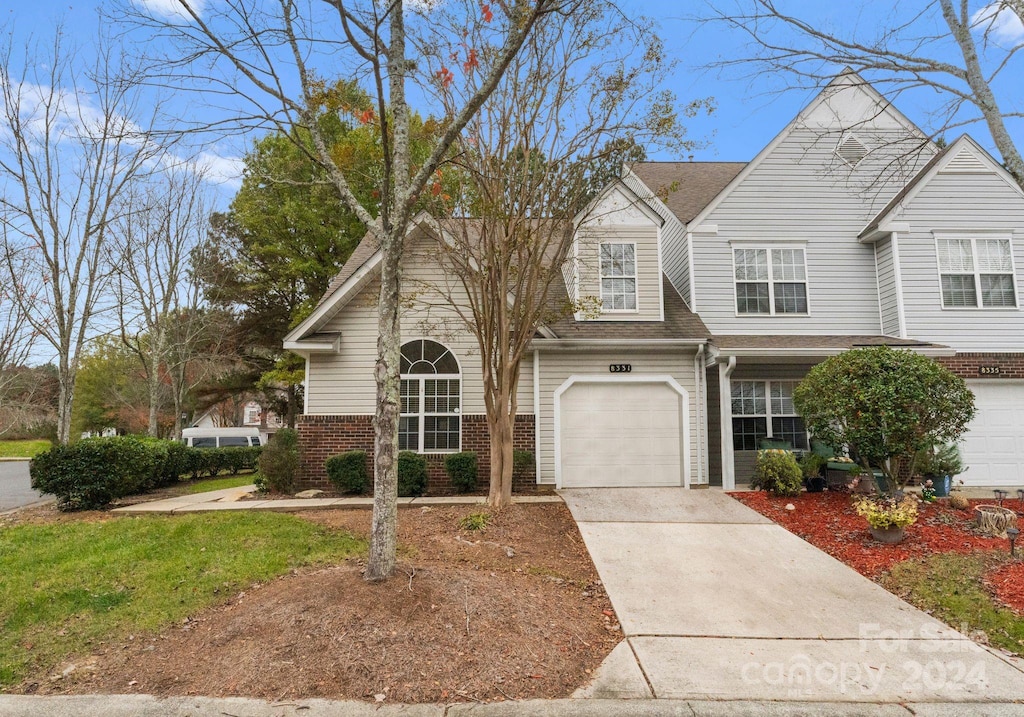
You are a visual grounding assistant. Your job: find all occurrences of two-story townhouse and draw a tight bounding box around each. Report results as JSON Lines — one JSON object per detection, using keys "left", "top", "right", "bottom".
{"left": 287, "top": 71, "right": 1024, "bottom": 492}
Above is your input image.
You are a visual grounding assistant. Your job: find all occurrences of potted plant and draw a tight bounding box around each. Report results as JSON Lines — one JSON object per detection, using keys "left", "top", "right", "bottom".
{"left": 799, "top": 452, "right": 827, "bottom": 492}
{"left": 855, "top": 494, "right": 919, "bottom": 544}
{"left": 916, "top": 444, "right": 964, "bottom": 497}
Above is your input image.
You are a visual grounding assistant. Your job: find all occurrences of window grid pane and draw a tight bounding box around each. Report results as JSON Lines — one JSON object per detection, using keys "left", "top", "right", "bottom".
{"left": 734, "top": 249, "right": 768, "bottom": 281}
{"left": 773, "top": 282, "right": 808, "bottom": 314}
{"left": 398, "top": 416, "right": 419, "bottom": 451}
{"left": 732, "top": 417, "right": 768, "bottom": 451}
{"left": 977, "top": 239, "right": 1013, "bottom": 272}
{"left": 981, "top": 274, "right": 1016, "bottom": 307}
{"left": 736, "top": 283, "right": 770, "bottom": 314}
{"left": 400, "top": 379, "right": 419, "bottom": 414}
{"left": 731, "top": 381, "right": 766, "bottom": 416}
{"left": 941, "top": 274, "right": 978, "bottom": 308}
{"left": 424, "top": 416, "right": 460, "bottom": 451}
{"left": 770, "top": 382, "right": 797, "bottom": 416}
{"left": 771, "top": 249, "right": 806, "bottom": 281}
{"left": 937, "top": 239, "right": 974, "bottom": 272}
{"left": 600, "top": 244, "right": 637, "bottom": 310}
{"left": 772, "top": 417, "right": 808, "bottom": 451}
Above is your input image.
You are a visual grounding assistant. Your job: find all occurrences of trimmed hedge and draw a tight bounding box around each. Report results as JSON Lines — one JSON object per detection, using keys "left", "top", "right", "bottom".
{"left": 29, "top": 437, "right": 261, "bottom": 511}
{"left": 326, "top": 450, "right": 368, "bottom": 494}
{"left": 397, "top": 451, "right": 428, "bottom": 497}
{"left": 445, "top": 452, "right": 478, "bottom": 493}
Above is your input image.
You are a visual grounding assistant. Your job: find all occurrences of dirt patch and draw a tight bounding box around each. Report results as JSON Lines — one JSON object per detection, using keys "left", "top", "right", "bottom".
{"left": 21, "top": 503, "right": 619, "bottom": 703}
{"left": 986, "top": 561, "right": 1024, "bottom": 615}
{"left": 732, "top": 491, "right": 1006, "bottom": 577}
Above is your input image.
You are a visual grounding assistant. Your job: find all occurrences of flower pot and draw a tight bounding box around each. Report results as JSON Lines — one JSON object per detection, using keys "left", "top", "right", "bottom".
{"left": 869, "top": 526, "right": 906, "bottom": 544}
{"left": 933, "top": 474, "right": 952, "bottom": 497}
{"left": 805, "top": 476, "right": 825, "bottom": 493}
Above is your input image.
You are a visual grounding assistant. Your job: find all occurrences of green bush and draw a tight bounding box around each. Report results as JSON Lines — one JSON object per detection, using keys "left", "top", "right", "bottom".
{"left": 444, "top": 451, "right": 478, "bottom": 493}
{"left": 751, "top": 449, "right": 803, "bottom": 497}
{"left": 222, "top": 446, "right": 262, "bottom": 475}
{"left": 31, "top": 437, "right": 158, "bottom": 511}
{"left": 397, "top": 451, "right": 428, "bottom": 497}
{"left": 258, "top": 429, "right": 299, "bottom": 494}
{"left": 799, "top": 452, "right": 828, "bottom": 481}
{"left": 326, "top": 450, "right": 369, "bottom": 494}
{"left": 512, "top": 450, "right": 534, "bottom": 482}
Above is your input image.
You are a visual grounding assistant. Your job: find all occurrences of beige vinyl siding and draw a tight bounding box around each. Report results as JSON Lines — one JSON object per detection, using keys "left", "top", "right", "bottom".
{"left": 536, "top": 348, "right": 701, "bottom": 485}
{"left": 577, "top": 225, "right": 663, "bottom": 321}
{"left": 692, "top": 127, "right": 930, "bottom": 335}
{"left": 622, "top": 170, "right": 691, "bottom": 306}
{"left": 875, "top": 236, "right": 901, "bottom": 336}
{"left": 305, "top": 236, "right": 534, "bottom": 415}
{"left": 894, "top": 171, "right": 1024, "bottom": 351}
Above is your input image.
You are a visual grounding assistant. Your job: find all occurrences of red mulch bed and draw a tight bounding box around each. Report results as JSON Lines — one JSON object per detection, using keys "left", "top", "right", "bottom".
{"left": 985, "top": 561, "right": 1024, "bottom": 615}
{"left": 731, "top": 491, "right": 1008, "bottom": 578}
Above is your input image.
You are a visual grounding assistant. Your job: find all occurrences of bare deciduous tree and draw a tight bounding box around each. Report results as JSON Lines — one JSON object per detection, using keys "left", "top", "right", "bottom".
{"left": 0, "top": 29, "right": 169, "bottom": 444}
{"left": 698, "top": 0, "right": 1023, "bottom": 187}
{"left": 420, "top": 0, "right": 704, "bottom": 508}
{"left": 120, "top": 0, "right": 578, "bottom": 579}
{"left": 113, "top": 167, "right": 212, "bottom": 438}
{"left": 0, "top": 272, "right": 34, "bottom": 436}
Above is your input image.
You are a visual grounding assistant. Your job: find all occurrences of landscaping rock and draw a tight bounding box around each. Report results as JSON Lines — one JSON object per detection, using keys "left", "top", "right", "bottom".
{"left": 295, "top": 489, "right": 325, "bottom": 499}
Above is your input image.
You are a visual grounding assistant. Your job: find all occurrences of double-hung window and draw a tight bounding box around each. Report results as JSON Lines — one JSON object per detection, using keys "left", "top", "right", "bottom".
{"left": 734, "top": 247, "right": 808, "bottom": 315}
{"left": 399, "top": 340, "right": 461, "bottom": 452}
{"left": 936, "top": 236, "right": 1017, "bottom": 309}
{"left": 600, "top": 242, "right": 637, "bottom": 311}
{"left": 730, "top": 380, "right": 808, "bottom": 451}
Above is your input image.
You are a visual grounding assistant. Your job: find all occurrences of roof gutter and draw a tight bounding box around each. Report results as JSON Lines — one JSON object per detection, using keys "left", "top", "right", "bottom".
{"left": 711, "top": 345, "right": 954, "bottom": 359}
{"left": 530, "top": 338, "right": 708, "bottom": 350}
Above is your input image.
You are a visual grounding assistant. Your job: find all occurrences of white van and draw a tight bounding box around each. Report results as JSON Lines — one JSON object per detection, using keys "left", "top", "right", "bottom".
{"left": 181, "top": 427, "right": 262, "bottom": 448}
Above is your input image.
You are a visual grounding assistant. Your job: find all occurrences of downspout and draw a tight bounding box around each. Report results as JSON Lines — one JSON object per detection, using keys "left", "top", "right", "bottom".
{"left": 692, "top": 343, "right": 706, "bottom": 486}
{"left": 533, "top": 349, "right": 541, "bottom": 484}
{"left": 720, "top": 355, "right": 737, "bottom": 490}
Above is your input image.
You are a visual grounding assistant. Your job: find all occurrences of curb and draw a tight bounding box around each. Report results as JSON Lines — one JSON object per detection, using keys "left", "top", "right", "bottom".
{"left": 0, "top": 457, "right": 32, "bottom": 462}
{"left": 0, "top": 695, "right": 1022, "bottom": 717}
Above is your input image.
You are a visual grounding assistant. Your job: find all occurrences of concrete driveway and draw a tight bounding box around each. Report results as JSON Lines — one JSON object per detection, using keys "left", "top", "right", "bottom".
{"left": 0, "top": 460, "right": 46, "bottom": 511}
{"left": 562, "top": 487, "right": 1024, "bottom": 704}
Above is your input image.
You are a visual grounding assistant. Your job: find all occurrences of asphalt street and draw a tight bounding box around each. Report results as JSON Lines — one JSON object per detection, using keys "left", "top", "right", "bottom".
{"left": 0, "top": 460, "right": 43, "bottom": 511}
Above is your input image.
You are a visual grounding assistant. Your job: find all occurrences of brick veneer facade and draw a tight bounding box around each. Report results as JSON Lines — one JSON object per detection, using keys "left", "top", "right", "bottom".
{"left": 938, "top": 352, "right": 1024, "bottom": 380}
{"left": 296, "top": 413, "right": 537, "bottom": 494}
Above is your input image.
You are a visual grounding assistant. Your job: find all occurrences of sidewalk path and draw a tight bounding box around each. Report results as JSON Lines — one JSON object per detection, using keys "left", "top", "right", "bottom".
{"left": 561, "top": 487, "right": 1024, "bottom": 704}
{"left": 112, "top": 485, "right": 561, "bottom": 515}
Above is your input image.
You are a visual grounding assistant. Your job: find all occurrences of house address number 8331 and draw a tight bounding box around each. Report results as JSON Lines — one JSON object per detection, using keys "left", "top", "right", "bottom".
{"left": 609, "top": 363, "right": 632, "bottom": 373}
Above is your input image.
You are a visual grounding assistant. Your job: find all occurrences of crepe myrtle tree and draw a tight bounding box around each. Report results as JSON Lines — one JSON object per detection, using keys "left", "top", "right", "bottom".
{"left": 119, "top": 0, "right": 579, "bottom": 580}
{"left": 793, "top": 346, "right": 976, "bottom": 489}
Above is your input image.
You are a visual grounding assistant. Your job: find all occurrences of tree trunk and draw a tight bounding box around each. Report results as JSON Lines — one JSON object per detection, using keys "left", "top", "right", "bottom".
{"left": 56, "top": 364, "right": 75, "bottom": 445}
{"left": 487, "top": 406, "right": 515, "bottom": 509}
{"left": 147, "top": 372, "right": 161, "bottom": 437}
{"left": 366, "top": 233, "right": 403, "bottom": 582}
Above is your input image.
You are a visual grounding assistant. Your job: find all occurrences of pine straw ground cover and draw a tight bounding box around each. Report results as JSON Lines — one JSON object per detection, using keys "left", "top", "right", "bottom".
{"left": 12, "top": 503, "right": 618, "bottom": 704}
{"left": 732, "top": 491, "right": 1024, "bottom": 656}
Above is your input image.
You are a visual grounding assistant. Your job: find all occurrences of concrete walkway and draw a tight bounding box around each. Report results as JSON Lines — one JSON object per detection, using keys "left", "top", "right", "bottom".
{"left": 561, "top": 488, "right": 1024, "bottom": 704}
{"left": 113, "top": 485, "right": 561, "bottom": 514}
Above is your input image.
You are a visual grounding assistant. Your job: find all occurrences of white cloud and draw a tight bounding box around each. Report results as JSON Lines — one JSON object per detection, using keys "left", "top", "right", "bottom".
{"left": 192, "top": 151, "right": 244, "bottom": 189}
{"left": 131, "top": 0, "right": 206, "bottom": 21}
{"left": 972, "top": 3, "right": 1024, "bottom": 44}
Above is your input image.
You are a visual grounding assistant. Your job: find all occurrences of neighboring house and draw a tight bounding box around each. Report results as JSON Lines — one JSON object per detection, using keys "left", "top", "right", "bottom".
{"left": 286, "top": 71, "right": 1024, "bottom": 491}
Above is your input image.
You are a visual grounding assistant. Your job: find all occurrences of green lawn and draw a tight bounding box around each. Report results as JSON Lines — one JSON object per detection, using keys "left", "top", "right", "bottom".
{"left": 0, "top": 440, "right": 51, "bottom": 459}
{"left": 182, "top": 474, "right": 257, "bottom": 494}
{"left": 883, "top": 553, "right": 1024, "bottom": 658}
{"left": 0, "top": 513, "right": 363, "bottom": 688}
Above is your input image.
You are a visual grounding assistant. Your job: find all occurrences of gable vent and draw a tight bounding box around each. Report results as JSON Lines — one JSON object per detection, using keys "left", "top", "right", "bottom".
{"left": 835, "top": 134, "right": 868, "bottom": 166}
{"left": 939, "top": 147, "right": 989, "bottom": 174}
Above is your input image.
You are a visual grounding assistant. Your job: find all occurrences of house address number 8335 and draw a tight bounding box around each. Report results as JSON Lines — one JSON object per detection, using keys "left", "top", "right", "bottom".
{"left": 609, "top": 363, "right": 632, "bottom": 373}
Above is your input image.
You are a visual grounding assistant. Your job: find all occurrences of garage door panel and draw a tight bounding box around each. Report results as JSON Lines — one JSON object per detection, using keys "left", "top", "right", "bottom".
{"left": 559, "top": 381, "right": 685, "bottom": 488}
{"left": 961, "top": 382, "right": 1024, "bottom": 487}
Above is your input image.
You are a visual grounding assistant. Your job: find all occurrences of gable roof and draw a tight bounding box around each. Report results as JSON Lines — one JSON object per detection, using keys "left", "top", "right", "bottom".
{"left": 314, "top": 232, "right": 380, "bottom": 309}
{"left": 681, "top": 70, "right": 933, "bottom": 231}
{"left": 859, "top": 134, "right": 1024, "bottom": 239}
{"left": 628, "top": 162, "right": 745, "bottom": 224}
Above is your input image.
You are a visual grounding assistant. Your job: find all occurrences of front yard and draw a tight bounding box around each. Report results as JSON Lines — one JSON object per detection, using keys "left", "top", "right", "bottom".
{"left": 733, "top": 491, "right": 1024, "bottom": 658}
{"left": 0, "top": 440, "right": 51, "bottom": 459}
{"left": 0, "top": 503, "right": 617, "bottom": 703}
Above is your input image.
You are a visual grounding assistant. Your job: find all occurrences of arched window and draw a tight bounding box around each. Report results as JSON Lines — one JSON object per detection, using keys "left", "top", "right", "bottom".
{"left": 399, "top": 340, "right": 461, "bottom": 452}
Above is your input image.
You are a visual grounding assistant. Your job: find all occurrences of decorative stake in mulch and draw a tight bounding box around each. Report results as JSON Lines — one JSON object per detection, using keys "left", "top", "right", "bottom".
{"left": 1008, "top": 526, "right": 1020, "bottom": 558}
{"left": 994, "top": 489, "right": 1008, "bottom": 506}
{"left": 1018, "top": 489, "right": 1024, "bottom": 507}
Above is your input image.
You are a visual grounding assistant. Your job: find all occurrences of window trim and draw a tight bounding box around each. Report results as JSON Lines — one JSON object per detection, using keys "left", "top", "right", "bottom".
{"left": 933, "top": 233, "right": 1019, "bottom": 311}
{"left": 730, "top": 379, "right": 808, "bottom": 452}
{"left": 731, "top": 244, "right": 811, "bottom": 317}
{"left": 399, "top": 339, "right": 463, "bottom": 454}
{"left": 599, "top": 241, "right": 639, "bottom": 314}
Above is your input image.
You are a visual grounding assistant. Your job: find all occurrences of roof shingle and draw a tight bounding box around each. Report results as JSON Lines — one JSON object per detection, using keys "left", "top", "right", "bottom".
{"left": 630, "top": 162, "right": 746, "bottom": 224}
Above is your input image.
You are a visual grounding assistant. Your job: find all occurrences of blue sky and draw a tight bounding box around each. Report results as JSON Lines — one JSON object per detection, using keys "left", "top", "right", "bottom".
{"left": 4, "top": 1, "right": 1023, "bottom": 198}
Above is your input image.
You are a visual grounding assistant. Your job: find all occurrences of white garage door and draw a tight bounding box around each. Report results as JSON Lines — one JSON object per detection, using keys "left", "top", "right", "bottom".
{"left": 961, "top": 381, "right": 1024, "bottom": 487}
{"left": 558, "top": 380, "right": 685, "bottom": 488}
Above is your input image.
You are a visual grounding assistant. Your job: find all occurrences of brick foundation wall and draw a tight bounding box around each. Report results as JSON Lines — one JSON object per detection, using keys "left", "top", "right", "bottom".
{"left": 937, "top": 353, "right": 1024, "bottom": 380}
{"left": 296, "top": 413, "right": 537, "bottom": 494}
